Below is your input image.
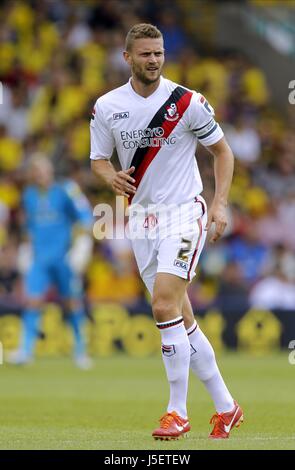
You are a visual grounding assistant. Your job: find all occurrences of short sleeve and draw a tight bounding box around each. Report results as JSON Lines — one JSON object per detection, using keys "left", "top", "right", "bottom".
{"left": 189, "top": 92, "right": 224, "bottom": 146}
{"left": 90, "top": 101, "right": 115, "bottom": 160}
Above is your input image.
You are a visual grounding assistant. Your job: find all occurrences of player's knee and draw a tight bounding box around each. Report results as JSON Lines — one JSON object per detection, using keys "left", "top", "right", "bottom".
{"left": 152, "top": 298, "right": 179, "bottom": 323}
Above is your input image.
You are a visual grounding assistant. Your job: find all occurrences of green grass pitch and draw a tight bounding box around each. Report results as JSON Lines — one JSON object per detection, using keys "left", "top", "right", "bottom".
{"left": 0, "top": 352, "right": 294, "bottom": 450}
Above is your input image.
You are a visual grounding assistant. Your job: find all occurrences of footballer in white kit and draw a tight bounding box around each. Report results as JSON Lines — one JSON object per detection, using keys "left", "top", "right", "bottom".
{"left": 90, "top": 76, "right": 223, "bottom": 290}
{"left": 91, "top": 23, "right": 243, "bottom": 441}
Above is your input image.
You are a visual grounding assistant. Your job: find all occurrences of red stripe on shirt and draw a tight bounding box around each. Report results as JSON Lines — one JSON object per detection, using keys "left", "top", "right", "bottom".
{"left": 129, "top": 90, "right": 193, "bottom": 203}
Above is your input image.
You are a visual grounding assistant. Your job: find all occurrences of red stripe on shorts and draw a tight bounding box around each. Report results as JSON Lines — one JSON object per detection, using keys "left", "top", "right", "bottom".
{"left": 187, "top": 217, "right": 203, "bottom": 282}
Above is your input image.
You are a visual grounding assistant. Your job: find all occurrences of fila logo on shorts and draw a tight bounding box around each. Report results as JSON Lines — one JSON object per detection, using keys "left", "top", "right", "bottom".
{"left": 173, "top": 259, "right": 189, "bottom": 271}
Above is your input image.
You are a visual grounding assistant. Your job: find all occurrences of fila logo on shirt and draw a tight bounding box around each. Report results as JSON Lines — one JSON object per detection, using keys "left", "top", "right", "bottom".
{"left": 164, "top": 103, "right": 179, "bottom": 121}
{"left": 113, "top": 111, "right": 130, "bottom": 120}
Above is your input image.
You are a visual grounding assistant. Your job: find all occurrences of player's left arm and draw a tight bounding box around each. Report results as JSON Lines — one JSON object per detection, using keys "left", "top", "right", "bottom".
{"left": 205, "top": 136, "right": 234, "bottom": 243}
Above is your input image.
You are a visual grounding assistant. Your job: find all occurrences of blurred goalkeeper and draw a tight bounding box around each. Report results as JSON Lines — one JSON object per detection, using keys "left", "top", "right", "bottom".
{"left": 9, "top": 155, "right": 93, "bottom": 369}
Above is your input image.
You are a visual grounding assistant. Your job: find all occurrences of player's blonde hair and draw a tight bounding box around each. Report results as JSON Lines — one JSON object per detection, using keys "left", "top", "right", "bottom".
{"left": 125, "top": 23, "right": 163, "bottom": 52}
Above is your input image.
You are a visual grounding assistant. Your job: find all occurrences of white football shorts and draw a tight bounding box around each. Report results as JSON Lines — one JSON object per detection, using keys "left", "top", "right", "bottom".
{"left": 128, "top": 195, "right": 208, "bottom": 295}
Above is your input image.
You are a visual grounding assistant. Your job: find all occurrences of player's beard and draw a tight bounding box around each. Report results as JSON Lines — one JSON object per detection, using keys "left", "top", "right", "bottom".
{"left": 132, "top": 62, "right": 162, "bottom": 85}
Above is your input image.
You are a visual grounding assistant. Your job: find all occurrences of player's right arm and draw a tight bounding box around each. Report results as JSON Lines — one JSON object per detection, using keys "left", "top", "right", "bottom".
{"left": 91, "top": 160, "right": 136, "bottom": 198}
{"left": 90, "top": 101, "right": 136, "bottom": 198}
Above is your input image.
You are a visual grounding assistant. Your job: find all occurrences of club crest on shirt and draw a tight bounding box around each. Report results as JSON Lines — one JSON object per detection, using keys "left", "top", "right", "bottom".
{"left": 164, "top": 103, "right": 179, "bottom": 121}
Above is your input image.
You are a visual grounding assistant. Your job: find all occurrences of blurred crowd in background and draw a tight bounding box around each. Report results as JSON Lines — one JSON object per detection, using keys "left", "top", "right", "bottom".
{"left": 0, "top": 0, "right": 295, "bottom": 320}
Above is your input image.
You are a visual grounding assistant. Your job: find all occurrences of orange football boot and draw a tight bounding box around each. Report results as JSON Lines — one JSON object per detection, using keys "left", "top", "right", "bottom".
{"left": 152, "top": 411, "right": 190, "bottom": 441}
{"left": 209, "top": 400, "right": 244, "bottom": 439}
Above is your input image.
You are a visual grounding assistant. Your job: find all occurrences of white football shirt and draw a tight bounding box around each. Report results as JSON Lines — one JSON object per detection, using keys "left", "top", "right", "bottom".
{"left": 90, "top": 76, "right": 223, "bottom": 207}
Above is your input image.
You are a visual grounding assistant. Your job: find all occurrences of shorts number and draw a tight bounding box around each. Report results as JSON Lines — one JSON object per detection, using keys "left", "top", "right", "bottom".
{"left": 177, "top": 238, "right": 192, "bottom": 262}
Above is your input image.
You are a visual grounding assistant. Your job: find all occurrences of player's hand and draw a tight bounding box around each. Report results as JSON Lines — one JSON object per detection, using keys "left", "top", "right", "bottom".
{"left": 205, "top": 201, "right": 227, "bottom": 243}
{"left": 111, "top": 166, "right": 136, "bottom": 198}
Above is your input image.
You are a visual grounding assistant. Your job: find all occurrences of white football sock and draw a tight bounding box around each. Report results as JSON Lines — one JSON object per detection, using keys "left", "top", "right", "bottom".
{"left": 157, "top": 316, "right": 190, "bottom": 419}
{"left": 187, "top": 321, "right": 234, "bottom": 413}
